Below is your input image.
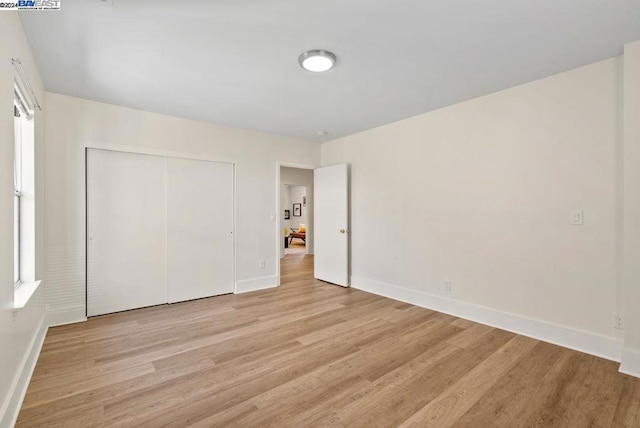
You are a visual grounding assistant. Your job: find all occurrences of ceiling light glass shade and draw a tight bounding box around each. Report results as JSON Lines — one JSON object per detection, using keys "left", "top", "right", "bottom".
{"left": 298, "top": 50, "right": 337, "bottom": 72}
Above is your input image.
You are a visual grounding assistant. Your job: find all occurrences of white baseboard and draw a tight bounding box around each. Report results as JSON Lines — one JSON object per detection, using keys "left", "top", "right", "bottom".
{"left": 620, "top": 348, "right": 640, "bottom": 378}
{"left": 352, "top": 275, "right": 622, "bottom": 363}
{"left": 0, "top": 314, "right": 47, "bottom": 428}
{"left": 235, "top": 275, "right": 278, "bottom": 294}
{"left": 46, "top": 306, "right": 87, "bottom": 327}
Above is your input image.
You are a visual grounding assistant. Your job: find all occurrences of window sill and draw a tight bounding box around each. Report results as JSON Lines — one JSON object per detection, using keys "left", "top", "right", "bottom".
{"left": 13, "top": 280, "right": 42, "bottom": 312}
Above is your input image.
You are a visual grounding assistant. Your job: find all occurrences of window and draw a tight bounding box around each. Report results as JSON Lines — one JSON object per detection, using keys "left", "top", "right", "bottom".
{"left": 14, "top": 104, "right": 22, "bottom": 285}
{"left": 12, "top": 60, "right": 41, "bottom": 308}
{"left": 13, "top": 89, "right": 34, "bottom": 287}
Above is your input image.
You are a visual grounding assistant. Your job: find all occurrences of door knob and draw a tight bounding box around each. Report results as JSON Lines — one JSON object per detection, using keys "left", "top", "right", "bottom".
{"left": 340, "top": 229, "right": 346, "bottom": 234}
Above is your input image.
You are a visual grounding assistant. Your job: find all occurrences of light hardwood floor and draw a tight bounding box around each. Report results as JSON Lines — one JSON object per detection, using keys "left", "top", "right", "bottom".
{"left": 17, "top": 253, "right": 640, "bottom": 427}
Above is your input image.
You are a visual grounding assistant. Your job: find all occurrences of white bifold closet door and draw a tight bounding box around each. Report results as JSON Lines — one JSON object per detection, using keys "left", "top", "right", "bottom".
{"left": 87, "top": 149, "right": 234, "bottom": 317}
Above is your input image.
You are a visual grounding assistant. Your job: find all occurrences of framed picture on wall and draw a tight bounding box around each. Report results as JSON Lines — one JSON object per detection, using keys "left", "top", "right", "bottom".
{"left": 284, "top": 210, "right": 290, "bottom": 220}
{"left": 293, "top": 203, "right": 302, "bottom": 217}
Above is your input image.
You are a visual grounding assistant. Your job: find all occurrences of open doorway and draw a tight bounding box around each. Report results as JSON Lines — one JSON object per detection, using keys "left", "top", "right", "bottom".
{"left": 283, "top": 184, "right": 308, "bottom": 255}
{"left": 278, "top": 165, "right": 314, "bottom": 273}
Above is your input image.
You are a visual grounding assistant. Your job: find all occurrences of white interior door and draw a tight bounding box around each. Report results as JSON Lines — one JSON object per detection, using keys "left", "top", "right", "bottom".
{"left": 314, "top": 164, "right": 349, "bottom": 286}
{"left": 87, "top": 149, "right": 167, "bottom": 316}
{"left": 166, "top": 158, "right": 234, "bottom": 303}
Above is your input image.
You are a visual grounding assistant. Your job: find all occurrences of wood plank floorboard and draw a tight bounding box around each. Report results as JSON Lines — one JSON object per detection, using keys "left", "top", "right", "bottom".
{"left": 16, "top": 253, "right": 640, "bottom": 427}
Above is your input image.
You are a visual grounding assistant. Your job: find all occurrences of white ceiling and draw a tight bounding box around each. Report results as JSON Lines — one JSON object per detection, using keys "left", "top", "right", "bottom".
{"left": 20, "top": 0, "right": 640, "bottom": 142}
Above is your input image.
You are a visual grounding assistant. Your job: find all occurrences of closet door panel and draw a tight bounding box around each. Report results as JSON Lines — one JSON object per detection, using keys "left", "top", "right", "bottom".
{"left": 167, "top": 158, "right": 234, "bottom": 303}
{"left": 87, "top": 149, "right": 167, "bottom": 316}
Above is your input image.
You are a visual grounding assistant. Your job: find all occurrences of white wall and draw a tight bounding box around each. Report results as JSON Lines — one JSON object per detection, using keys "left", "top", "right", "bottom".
{"left": 0, "top": 13, "right": 47, "bottom": 427}
{"left": 621, "top": 40, "right": 640, "bottom": 376}
{"left": 282, "top": 185, "right": 293, "bottom": 231}
{"left": 45, "top": 92, "right": 320, "bottom": 320}
{"left": 280, "top": 167, "right": 314, "bottom": 257}
{"left": 282, "top": 186, "right": 291, "bottom": 231}
{"left": 284, "top": 186, "right": 308, "bottom": 230}
{"left": 322, "top": 57, "right": 624, "bottom": 359}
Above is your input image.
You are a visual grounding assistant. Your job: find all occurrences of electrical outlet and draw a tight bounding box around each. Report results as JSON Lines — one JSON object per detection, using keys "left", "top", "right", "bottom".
{"left": 613, "top": 313, "right": 625, "bottom": 330}
{"left": 444, "top": 280, "right": 452, "bottom": 293}
{"left": 259, "top": 259, "right": 266, "bottom": 269}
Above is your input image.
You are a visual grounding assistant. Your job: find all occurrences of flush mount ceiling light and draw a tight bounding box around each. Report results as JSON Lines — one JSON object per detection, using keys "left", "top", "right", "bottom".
{"left": 298, "top": 50, "right": 337, "bottom": 73}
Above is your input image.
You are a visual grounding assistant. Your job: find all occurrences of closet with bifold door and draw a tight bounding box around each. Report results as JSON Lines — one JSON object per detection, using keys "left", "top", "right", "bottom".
{"left": 86, "top": 148, "right": 234, "bottom": 317}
